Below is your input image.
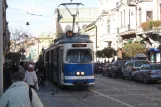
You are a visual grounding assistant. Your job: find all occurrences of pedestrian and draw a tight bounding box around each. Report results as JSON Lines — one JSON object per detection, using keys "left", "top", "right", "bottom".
{"left": 24, "top": 64, "right": 38, "bottom": 90}
{"left": 37, "top": 58, "right": 46, "bottom": 87}
{"left": 3, "top": 62, "right": 12, "bottom": 92}
{"left": 18, "top": 62, "right": 25, "bottom": 73}
{"left": 0, "top": 72, "right": 44, "bottom": 107}
{"left": 11, "top": 61, "right": 19, "bottom": 74}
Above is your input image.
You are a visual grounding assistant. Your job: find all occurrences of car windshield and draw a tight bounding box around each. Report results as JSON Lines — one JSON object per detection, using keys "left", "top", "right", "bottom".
{"left": 116, "top": 61, "right": 126, "bottom": 67}
{"left": 66, "top": 49, "right": 92, "bottom": 63}
{"left": 151, "top": 64, "right": 161, "bottom": 70}
{"left": 134, "top": 61, "right": 148, "bottom": 67}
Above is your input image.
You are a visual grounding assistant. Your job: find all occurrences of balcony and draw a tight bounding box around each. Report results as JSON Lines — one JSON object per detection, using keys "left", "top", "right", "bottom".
{"left": 118, "top": 25, "right": 136, "bottom": 37}
{"left": 119, "top": 25, "right": 131, "bottom": 33}
{"left": 127, "top": 0, "right": 153, "bottom": 5}
{"left": 127, "top": 0, "right": 137, "bottom": 6}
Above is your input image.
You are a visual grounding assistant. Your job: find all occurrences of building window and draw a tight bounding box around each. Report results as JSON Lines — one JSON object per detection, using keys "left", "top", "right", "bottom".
{"left": 139, "top": 9, "right": 142, "bottom": 25}
{"left": 160, "top": 4, "right": 161, "bottom": 20}
{"left": 108, "top": 41, "right": 112, "bottom": 47}
{"left": 65, "top": 25, "right": 72, "bottom": 32}
{"left": 124, "top": 10, "right": 125, "bottom": 26}
{"left": 82, "top": 24, "right": 87, "bottom": 29}
{"left": 146, "top": 11, "right": 153, "bottom": 21}
{"left": 121, "top": 12, "right": 122, "bottom": 27}
{"left": 107, "top": 20, "right": 110, "bottom": 33}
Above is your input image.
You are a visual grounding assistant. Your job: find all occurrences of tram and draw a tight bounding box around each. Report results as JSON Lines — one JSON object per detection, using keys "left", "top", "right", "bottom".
{"left": 43, "top": 30, "right": 95, "bottom": 86}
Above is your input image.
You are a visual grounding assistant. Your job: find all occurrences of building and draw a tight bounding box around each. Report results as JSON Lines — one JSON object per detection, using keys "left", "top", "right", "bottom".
{"left": 135, "top": 0, "right": 161, "bottom": 62}
{"left": 27, "top": 34, "right": 54, "bottom": 61}
{"left": 54, "top": 8, "right": 99, "bottom": 37}
{"left": 95, "top": 0, "right": 161, "bottom": 61}
{"left": 3, "top": 0, "right": 10, "bottom": 59}
{"left": 82, "top": 0, "right": 119, "bottom": 61}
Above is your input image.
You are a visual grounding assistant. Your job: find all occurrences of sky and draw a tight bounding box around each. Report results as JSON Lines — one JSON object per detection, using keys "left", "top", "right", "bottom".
{"left": 7, "top": 0, "right": 98, "bottom": 36}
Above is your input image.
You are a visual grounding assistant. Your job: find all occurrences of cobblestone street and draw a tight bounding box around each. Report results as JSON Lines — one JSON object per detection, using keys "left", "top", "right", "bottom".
{"left": 37, "top": 74, "right": 161, "bottom": 107}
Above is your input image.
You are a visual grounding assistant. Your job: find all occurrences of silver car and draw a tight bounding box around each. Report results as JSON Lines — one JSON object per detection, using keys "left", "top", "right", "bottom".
{"left": 133, "top": 64, "right": 161, "bottom": 84}
{"left": 122, "top": 60, "right": 149, "bottom": 80}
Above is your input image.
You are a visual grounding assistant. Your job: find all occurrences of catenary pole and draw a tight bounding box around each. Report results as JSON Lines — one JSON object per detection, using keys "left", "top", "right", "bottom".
{"left": 0, "top": 0, "right": 3, "bottom": 96}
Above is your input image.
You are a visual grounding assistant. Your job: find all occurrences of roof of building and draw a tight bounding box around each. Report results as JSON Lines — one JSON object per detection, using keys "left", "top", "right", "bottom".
{"left": 56, "top": 8, "right": 99, "bottom": 23}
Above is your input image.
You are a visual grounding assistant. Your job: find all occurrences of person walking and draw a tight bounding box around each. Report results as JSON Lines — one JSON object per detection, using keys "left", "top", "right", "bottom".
{"left": 24, "top": 64, "right": 38, "bottom": 90}
{"left": 18, "top": 62, "right": 25, "bottom": 73}
{"left": 11, "top": 61, "right": 19, "bottom": 74}
{"left": 38, "top": 59, "right": 46, "bottom": 87}
{"left": 0, "top": 72, "right": 44, "bottom": 107}
{"left": 3, "top": 62, "right": 12, "bottom": 92}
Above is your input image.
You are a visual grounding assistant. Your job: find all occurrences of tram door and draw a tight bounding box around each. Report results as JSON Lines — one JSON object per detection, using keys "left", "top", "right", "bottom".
{"left": 49, "top": 51, "right": 52, "bottom": 79}
{"left": 45, "top": 52, "right": 49, "bottom": 78}
{"left": 57, "top": 47, "right": 63, "bottom": 84}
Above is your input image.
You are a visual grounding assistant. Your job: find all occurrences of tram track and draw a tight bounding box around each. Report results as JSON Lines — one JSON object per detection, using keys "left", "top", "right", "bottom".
{"left": 68, "top": 90, "right": 90, "bottom": 107}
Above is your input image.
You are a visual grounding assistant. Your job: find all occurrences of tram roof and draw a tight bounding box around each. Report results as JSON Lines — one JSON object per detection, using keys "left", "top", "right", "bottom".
{"left": 54, "top": 34, "right": 93, "bottom": 44}
{"left": 55, "top": 37, "right": 93, "bottom": 45}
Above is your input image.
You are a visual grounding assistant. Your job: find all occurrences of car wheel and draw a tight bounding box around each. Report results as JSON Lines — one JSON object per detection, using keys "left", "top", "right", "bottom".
{"left": 143, "top": 76, "right": 149, "bottom": 84}
{"left": 134, "top": 75, "right": 138, "bottom": 82}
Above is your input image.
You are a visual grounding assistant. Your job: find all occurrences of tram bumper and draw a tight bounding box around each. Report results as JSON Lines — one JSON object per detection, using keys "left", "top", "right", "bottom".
{"left": 73, "top": 80, "right": 88, "bottom": 86}
{"left": 64, "top": 76, "right": 95, "bottom": 86}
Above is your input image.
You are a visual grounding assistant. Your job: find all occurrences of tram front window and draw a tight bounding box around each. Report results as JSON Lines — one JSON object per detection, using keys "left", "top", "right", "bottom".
{"left": 66, "top": 49, "right": 92, "bottom": 63}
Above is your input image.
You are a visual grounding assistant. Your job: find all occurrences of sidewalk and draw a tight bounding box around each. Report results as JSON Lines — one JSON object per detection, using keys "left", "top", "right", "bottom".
{"left": 36, "top": 82, "right": 55, "bottom": 106}
{"left": 36, "top": 81, "right": 78, "bottom": 107}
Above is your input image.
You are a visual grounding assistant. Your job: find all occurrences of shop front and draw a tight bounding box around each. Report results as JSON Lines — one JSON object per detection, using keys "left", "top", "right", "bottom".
{"left": 146, "top": 48, "right": 160, "bottom": 63}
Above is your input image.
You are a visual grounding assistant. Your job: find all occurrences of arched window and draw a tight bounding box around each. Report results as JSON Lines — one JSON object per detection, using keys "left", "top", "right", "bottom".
{"left": 107, "top": 20, "right": 110, "bottom": 33}
{"left": 65, "top": 25, "right": 72, "bottom": 32}
{"left": 82, "top": 24, "right": 87, "bottom": 29}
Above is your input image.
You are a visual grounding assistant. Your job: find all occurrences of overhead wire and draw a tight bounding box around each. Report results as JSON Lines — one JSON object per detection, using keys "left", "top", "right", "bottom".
{"left": 8, "top": 7, "right": 55, "bottom": 18}
{"left": 8, "top": 21, "right": 53, "bottom": 23}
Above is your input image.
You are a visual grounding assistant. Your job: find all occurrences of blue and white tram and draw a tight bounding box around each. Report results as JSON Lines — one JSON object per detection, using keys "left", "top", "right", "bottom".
{"left": 44, "top": 32, "right": 95, "bottom": 86}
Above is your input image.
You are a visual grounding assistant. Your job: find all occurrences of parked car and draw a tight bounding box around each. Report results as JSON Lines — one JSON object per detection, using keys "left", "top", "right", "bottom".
{"left": 102, "top": 63, "right": 112, "bottom": 76}
{"left": 133, "top": 63, "right": 161, "bottom": 84}
{"left": 108, "top": 60, "right": 127, "bottom": 78}
{"left": 122, "top": 60, "right": 149, "bottom": 80}
{"left": 94, "top": 63, "right": 104, "bottom": 74}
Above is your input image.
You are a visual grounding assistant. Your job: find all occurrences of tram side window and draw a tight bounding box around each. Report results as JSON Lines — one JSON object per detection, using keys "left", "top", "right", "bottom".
{"left": 66, "top": 49, "right": 92, "bottom": 63}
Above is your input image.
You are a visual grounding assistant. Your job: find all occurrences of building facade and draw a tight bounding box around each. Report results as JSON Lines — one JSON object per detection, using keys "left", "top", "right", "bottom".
{"left": 95, "top": 0, "right": 161, "bottom": 62}
{"left": 54, "top": 8, "right": 99, "bottom": 37}
{"left": 83, "top": 0, "right": 119, "bottom": 61}
{"left": 3, "top": 0, "right": 10, "bottom": 59}
{"left": 27, "top": 34, "right": 54, "bottom": 61}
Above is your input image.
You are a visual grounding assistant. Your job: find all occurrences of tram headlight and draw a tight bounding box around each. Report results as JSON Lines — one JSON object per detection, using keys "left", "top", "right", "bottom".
{"left": 81, "top": 72, "right": 84, "bottom": 75}
{"left": 76, "top": 72, "right": 80, "bottom": 75}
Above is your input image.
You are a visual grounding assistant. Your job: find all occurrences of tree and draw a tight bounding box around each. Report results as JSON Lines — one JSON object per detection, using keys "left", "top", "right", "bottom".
{"left": 102, "top": 47, "right": 117, "bottom": 58}
{"left": 96, "top": 50, "right": 104, "bottom": 58}
{"left": 6, "top": 52, "right": 21, "bottom": 61}
{"left": 123, "top": 43, "right": 146, "bottom": 59}
{"left": 10, "top": 27, "right": 33, "bottom": 52}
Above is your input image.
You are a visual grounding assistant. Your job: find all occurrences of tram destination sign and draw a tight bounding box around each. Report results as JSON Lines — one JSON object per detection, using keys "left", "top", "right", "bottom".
{"left": 72, "top": 44, "right": 87, "bottom": 47}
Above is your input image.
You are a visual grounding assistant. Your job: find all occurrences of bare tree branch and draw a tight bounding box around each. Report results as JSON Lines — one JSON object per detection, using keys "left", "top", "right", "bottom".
{"left": 10, "top": 27, "right": 34, "bottom": 52}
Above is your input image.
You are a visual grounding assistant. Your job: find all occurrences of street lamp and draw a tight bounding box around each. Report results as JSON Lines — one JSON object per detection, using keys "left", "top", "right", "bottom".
{"left": 26, "top": 22, "right": 30, "bottom": 26}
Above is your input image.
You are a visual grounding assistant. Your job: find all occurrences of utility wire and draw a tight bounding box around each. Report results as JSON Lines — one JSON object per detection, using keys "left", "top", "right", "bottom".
{"left": 8, "top": 7, "right": 55, "bottom": 18}
{"left": 8, "top": 21, "right": 53, "bottom": 23}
